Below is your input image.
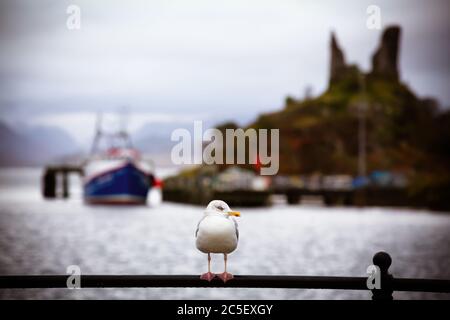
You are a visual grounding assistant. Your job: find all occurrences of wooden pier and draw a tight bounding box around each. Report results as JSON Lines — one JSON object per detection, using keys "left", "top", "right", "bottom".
{"left": 42, "top": 165, "right": 84, "bottom": 199}
{"left": 163, "top": 189, "right": 271, "bottom": 207}
{"left": 162, "top": 186, "right": 410, "bottom": 208}
{"left": 279, "top": 186, "right": 409, "bottom": 206}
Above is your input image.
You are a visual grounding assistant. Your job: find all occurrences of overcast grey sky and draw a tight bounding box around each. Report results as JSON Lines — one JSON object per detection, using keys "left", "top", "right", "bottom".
{"left": 0, "top": 0, "right": 449, "bottom": 146}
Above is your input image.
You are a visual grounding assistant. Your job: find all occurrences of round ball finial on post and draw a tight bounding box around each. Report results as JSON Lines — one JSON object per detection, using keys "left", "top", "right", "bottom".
{"left": 371, "top": 251, "right": 394, "bottom": 300}
{"left": 373, "top": 251, "right": 392, "bottom": 273}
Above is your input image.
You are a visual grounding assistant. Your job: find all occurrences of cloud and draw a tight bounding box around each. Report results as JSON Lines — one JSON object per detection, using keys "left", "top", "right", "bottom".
{"left": 0, "top": 0, "right": 449, "bottom": 141}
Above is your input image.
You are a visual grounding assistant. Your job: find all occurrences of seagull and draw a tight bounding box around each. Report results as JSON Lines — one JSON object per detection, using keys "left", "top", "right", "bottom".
{"left": 195, "top": 200, "right": 240, "bottom": 282}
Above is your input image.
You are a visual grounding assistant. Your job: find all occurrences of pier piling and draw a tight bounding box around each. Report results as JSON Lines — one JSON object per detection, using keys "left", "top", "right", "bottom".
{"left": 42, "top": 166, "right": 83, "bottom": 199}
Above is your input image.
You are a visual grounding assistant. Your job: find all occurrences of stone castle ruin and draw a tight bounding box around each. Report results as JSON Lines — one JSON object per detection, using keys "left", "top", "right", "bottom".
{"left": 329, "top": 26, "right": 401, "bottom": 86}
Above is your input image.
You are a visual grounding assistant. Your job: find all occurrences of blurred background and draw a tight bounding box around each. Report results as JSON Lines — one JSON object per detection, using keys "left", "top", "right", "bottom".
{"left": 0, "top": 0, "right": 449, "bottom": 299}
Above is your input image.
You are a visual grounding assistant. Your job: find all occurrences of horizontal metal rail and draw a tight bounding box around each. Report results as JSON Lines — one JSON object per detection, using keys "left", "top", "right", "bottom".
{"left": 1, "top": 275, "right": 449, "bottom": 292}
{"left": 1, "top": 252, "right": 449, "bottom": 300}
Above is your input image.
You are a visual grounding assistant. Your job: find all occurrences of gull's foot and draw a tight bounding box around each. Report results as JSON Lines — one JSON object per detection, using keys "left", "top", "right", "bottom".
{"left": 200, "top": 272, "right": 216, "bottom": 282}
{"left": 218, "top": 272, "right": 234, "bottom": 283}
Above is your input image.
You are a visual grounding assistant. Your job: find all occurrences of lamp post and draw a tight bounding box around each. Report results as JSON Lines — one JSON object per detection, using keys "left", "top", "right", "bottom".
{"left": 358, "top": 74, "right": 368, "bottom": 178}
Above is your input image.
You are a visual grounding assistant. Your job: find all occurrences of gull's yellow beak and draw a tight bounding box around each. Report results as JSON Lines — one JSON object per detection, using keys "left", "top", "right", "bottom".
{"left": 228, "top": 211, "right": 241, "bottom": 217}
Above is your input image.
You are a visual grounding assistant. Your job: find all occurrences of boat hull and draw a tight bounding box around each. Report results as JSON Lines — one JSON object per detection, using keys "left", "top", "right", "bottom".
{"left": 84, "top": 162, "right": 151, "bottom": 205}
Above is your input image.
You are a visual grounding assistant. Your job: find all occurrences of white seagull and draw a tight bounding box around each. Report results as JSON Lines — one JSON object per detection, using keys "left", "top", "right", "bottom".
{"left": 195, "top": 200, "right": 241, "bottom": 282}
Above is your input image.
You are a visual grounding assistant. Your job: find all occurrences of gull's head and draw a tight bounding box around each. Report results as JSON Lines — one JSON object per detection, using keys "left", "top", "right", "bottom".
{"left": 205, "top": 200, "right": 240, "bottom": 218}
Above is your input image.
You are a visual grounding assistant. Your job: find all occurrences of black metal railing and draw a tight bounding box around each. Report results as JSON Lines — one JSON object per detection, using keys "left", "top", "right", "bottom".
{"left": 1, "top": 252, "right": 449, "bottom": 300}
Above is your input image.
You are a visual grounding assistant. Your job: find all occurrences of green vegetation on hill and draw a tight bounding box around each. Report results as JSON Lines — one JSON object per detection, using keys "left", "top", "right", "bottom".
{"left": 250, "top": 73, "right": 442, "bottom": 174}
{"left": 255, "top": 72, "right": 449, "bottom": 210}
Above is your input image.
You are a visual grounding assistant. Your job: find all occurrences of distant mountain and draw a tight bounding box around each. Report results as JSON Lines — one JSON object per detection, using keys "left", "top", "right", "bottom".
{"left": 132, "top": 122, "right": 180, "bottom": 154}
{"left": 0, "top": 122, "right": 80, "bottom": 166}
{"left": 132, "top": 119, "right": 215, "bottom": 154}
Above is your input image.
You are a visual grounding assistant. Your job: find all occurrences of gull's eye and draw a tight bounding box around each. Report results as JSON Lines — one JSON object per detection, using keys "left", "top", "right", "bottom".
{"left": 216, "top": 205, "right": 225, "bottom": 211}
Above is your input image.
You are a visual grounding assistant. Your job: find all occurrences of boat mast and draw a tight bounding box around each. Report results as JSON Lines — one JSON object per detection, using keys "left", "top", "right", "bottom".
{"left": 118, "top": 106, "right": 133, "bottom": 149}
{"left": 90, "top": 112, "right": 103, "bottom": 155}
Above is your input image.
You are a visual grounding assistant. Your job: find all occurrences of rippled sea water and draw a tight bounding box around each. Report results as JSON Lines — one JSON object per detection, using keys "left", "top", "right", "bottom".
{"left": 0, "top": 168, "right": 449, "bottom": 299}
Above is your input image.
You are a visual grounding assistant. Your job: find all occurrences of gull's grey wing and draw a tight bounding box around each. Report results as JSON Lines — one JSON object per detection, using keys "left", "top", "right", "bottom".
{"left": 195, "top": 216, "right": 206, "bottom": 238}
{"left": 233, "top": 218, "right": 239, "bottom": 240}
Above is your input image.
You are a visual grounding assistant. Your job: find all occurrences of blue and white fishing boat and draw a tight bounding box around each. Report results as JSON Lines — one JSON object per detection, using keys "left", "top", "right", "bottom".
{"left": 83, "top": 122, "right": 159, "bottom": 205}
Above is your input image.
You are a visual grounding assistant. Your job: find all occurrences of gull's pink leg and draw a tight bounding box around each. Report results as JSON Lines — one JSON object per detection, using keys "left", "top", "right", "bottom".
{"left": 218, "top": 253, "right": 233, "bottom": 283}
{"left": 200, "top": 253, "right": 215, "bottom": 281}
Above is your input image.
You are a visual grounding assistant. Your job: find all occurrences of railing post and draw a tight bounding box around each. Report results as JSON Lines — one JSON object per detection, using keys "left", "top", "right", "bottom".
{"left": 371, "top": 251, "right": 394, "bottom": 300}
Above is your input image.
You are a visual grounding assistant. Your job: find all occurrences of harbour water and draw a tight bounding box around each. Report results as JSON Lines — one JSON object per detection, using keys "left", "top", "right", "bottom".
{"left": 0, "top": 168, "right": 449, "bottom": 299}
